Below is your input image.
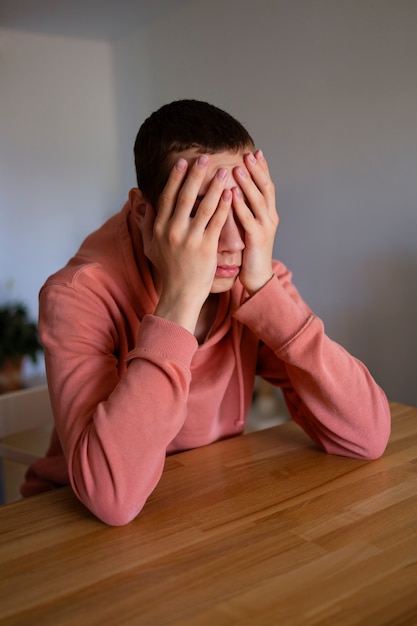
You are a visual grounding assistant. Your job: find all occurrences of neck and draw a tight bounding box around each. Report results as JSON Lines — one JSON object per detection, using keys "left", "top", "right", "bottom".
{"left": 194, "top": 294, "right": 219, "bottom": 344}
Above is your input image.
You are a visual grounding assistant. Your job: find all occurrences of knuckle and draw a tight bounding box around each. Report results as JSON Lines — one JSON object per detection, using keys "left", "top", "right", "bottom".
{"left": 177, "top": 187, "right": 196, "bottom": 207}
{"left": 198, "top": 202, "right": 214, "bottom": 219}
{"left": 153, "top": 220, "right": 163, "bottom": 236}
{"left": 166, "top": 229, "right": 181, "bottom": 246}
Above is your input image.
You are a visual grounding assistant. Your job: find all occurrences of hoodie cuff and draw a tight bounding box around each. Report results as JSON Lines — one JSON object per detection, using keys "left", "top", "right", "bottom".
{"left": 233, "top": 274, "right": 313, "bottom": 352}
{"left": 127, "top": 314, "right": 198, "bottom": 369}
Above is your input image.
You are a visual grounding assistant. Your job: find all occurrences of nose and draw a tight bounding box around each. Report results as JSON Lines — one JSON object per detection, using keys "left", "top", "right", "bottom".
{"left": 218, "top": 209, "right": 245, "bottom": 253}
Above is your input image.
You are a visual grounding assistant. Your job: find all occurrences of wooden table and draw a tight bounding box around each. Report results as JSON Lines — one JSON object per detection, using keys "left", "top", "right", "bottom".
{"left": 1, "top": 402, "right": 416, "bottom": 625}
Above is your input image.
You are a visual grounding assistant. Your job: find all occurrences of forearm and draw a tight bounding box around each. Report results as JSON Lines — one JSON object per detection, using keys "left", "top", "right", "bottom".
{"left": 41, "top": 296, "right": 198, "bottom": 525}
{"left": 154, "top": 292, "right": 202, "bottom": 335}
{"left": 235, "top": 270, "right": 391, "bottom": 459}
{"left": 67, "top": 355, "right": 188, "bottom": 525}
{"left": 278, "top": 325, "right": 390, "bottom": 459}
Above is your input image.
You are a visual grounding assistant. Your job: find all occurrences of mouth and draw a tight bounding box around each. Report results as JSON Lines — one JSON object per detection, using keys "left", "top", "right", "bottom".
{"left": 215, "top": 265, "right": 240, "bottom": 278}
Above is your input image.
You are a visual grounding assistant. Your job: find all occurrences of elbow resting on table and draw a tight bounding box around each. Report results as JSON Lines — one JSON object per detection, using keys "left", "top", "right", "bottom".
{"left": 72, "top": 474, "right": 148, "bottom": 526}
{"left": 310, "top": 401, "right": 392, "bottom": 462}
{"left": 366, "top": 424, "right": 391, "bottom": 459}
{"left": 356, "top": 435, "right": 390, "bottom": 461}
{"left": 338, "top": 390, "right": 392, "bottom": 461}
{"left": 362, "top": 401, "right": 392, "bottom": 460}
{"left": 101, "top": 509, "right": 142, "bottom": 527}
{"left": 334, "top": 412, "right": 391, "bottom": 461}
{"left": 79, "top": 494, "right": 146, "bottom": 526}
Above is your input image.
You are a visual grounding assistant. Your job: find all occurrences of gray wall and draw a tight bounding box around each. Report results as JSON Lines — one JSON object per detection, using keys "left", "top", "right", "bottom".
{"left": 1, "top": 0, "right": 416, "bottom": 403}
{"left": 115, "top": 0, "right": 417, "bottom": 404}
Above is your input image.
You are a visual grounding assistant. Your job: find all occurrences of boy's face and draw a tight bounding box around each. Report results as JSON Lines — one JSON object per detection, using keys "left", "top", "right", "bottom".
{"left": 168, "top": 149, "right": 247, "bottom": 294}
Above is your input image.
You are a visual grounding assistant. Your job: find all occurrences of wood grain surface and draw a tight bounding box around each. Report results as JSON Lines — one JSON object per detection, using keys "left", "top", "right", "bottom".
{"left": 0, "top": 402, "right": 416, "bottom": 625}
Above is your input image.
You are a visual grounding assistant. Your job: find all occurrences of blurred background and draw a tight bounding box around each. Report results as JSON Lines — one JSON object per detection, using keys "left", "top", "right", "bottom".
{"left": 1, "top": 0, "right": 416, "bottom": 406}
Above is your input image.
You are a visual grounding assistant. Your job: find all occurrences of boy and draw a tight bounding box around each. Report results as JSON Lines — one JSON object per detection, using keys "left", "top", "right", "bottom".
{"left": 22, "top": 100, "right": 390, "bottom": 525}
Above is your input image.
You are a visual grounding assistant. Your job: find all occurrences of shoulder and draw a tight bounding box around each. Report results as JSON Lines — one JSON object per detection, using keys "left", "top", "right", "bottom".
{"left": 42, "top": 204, "right": 133, "bottom": 294}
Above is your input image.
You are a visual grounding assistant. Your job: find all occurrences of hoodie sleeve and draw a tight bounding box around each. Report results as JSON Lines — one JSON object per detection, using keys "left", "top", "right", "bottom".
{"left": 233, "top": 261, "right": 391, "bottom": 461}
{"left": 38, "top": 275, "right": 198, "bottom": 526}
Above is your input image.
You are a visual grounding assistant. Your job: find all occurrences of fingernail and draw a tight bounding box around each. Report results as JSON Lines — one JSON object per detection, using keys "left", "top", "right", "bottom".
{"left": 222, "top": 189, "right": 232, "bottom": 201}
{"left": 197, "top": 155, "right": 209, "bottom": 167}
{"left": 217, "top": 168, "right": 228, "bottom": 181}
{"left": 257, "top": 149, "right": 264, "bottom": 160}
{"left": 247, "top": 152, "right": 256, "bottom": 164}
{"left": 175, "top": 158, "right": 187, "bottom": 171}
{"left": 237, "top": 166, "right": 247, "bottom": 178}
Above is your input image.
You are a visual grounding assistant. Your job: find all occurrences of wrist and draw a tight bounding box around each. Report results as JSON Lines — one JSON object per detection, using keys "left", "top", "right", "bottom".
{"left": 244, "top": 272, "right": 275, "bottom": 297}
{"left": 154, "top": 293, "right": 202, "bottom": 335}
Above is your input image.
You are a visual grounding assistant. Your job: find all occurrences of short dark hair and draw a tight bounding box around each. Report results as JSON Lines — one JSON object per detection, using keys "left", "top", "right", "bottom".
{"left": 134, "top": 99, "right": 254, "bottom": 206}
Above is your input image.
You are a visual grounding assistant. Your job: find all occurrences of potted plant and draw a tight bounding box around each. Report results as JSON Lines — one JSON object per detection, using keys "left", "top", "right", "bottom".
{"left": 0, "top": 302, "right": 43, "bottom": 393}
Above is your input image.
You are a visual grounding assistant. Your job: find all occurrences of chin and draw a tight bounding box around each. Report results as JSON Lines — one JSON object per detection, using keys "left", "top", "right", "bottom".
{"left": 210, "top": 276, "right": 238, "bottom": 294}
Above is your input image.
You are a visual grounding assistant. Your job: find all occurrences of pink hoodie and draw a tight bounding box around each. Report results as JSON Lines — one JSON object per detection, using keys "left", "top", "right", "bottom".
{"left": 22, "top": 200, "right": 391, "bottom": 525}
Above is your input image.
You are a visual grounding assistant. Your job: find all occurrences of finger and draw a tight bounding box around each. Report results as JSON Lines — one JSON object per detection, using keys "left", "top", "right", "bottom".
{"left": 174, "top": 154, "right": 210, "bottom": 220}
{"left": 157, "top": 157, "right": 189, "bottom": 221}
{"left": 244, "top": 151, "right": 275, "bottom": 207}
{"left": 202, "top": 188, "right": 232, "bottom": 243}
{"left": 231, "top": 186, "right": 255, "bottom": 230}
{"left": 254, "top": 149, "right": 270, "bottom": 173}
{"left": 233, "top": 163, "right": 265, "bottom": 219}
{"left": 234, "top": 155, "right": 275, "bottom": 219}
{"left": 192, "top": 167, "right": 229, "bottom": 228}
